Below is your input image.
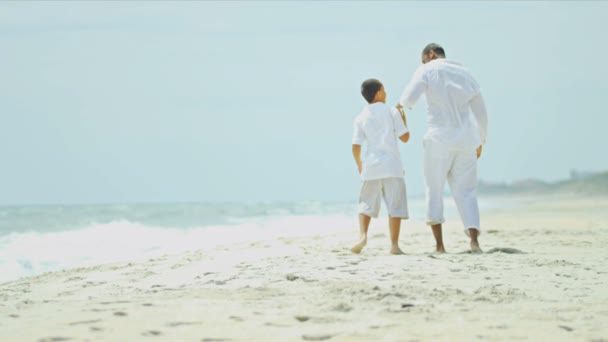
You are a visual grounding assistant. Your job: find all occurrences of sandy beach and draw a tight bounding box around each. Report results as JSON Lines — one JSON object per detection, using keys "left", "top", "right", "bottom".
{"left": 1, "top": 196, "right": 607, "bottom": 341}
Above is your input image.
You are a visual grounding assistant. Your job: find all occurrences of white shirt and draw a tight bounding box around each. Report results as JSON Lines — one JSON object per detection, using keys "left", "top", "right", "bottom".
{"left": 400, "top": 58, "right": 488, "bottom": 149}
{"left": 352, "top": 102, "right": 409, "bottom": 181}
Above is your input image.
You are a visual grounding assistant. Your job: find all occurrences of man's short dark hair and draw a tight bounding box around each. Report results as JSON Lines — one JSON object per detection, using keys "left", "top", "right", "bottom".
{"left": 361, "top": 79, "right": 382, "bottom": 103}
{"left": 423, "top": 43, "right": 445, "bottom": 57}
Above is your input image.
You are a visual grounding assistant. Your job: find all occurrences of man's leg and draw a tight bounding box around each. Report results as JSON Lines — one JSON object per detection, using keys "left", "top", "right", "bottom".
{"left": 447, "top": 148, "right": 482, "bottom": 253}
{"left": 431, "top": 224, "right": 446, "bottom": 253}
{"left": 424, "top": 138, "right": 452, "bottom": 253}
{"left": 468, "top": 228, "right": 481, "bottom": 253}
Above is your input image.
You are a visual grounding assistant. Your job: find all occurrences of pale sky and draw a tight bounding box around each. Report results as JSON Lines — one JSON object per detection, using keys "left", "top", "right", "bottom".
{"left": 1, "top": 1, "right": 607, "bottom": 205}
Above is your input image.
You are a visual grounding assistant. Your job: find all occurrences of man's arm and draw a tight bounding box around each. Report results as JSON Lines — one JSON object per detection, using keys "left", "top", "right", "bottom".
{"left": 469, "top": 93, "right": 488, "bottom": 159}
{"left": 399, "top": 67, "right": 426, "bottom": 110}
{"left": 352, "top": 144, "right": 362, "bottom": 174}
{"left": 470, "top": 93, "right": 488, "bottom": 144}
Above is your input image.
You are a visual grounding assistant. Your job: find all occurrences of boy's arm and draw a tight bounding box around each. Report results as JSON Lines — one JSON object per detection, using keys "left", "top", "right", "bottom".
{"left": 352, "top": 145, "right": 362, "bottom": 174}
{"left": 352, "top": 118, "right": 365, "bottom": 173}
{"left": 392, "top": 106, "right": 410, "bottom": 143}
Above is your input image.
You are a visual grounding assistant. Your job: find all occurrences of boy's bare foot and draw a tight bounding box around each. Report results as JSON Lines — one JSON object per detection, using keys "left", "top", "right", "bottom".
{"left": 350, "top": 238, "right": 367, "bottom": 254}
{"left": 390, "top": 245, "right": 404, "bottom": 255}
{"left": 435, "top": 245, "right": 446, "bottom": 253}
{"left": 470, "top": 240, "right": 483, "bottom": 254}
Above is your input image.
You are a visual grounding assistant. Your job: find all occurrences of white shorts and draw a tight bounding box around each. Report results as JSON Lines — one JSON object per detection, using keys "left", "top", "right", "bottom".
{"left": 358, "top": 177, "right": 409, "bottom": 219}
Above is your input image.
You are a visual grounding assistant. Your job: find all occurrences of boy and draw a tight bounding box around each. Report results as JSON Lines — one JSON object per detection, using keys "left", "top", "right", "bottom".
{"left": 351, "top": 79, "right": 410, "bottom": 255}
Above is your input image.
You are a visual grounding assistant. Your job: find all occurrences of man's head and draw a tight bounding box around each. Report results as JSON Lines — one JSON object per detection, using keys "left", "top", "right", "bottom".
{"left": 361, "top": 79, "right": 386, "bottom": 104}
{"left": 422, "top": 43, "right": 446, "bottom": 64}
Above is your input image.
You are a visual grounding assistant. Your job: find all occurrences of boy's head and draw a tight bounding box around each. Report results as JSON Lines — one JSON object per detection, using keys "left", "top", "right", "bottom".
{"left": 361, "top": 79, "right": 386, "bottom": 104}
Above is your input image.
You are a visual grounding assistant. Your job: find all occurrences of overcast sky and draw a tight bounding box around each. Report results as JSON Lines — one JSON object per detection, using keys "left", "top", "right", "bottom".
{"left": 1, "top": 1, "right": 607, "bottom": 205}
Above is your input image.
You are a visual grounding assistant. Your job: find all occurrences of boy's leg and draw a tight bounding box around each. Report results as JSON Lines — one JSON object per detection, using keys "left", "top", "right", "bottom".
{"left": 351, "top": 214, "right": 371, "bottom": 254}
{"left": 351, "top": 180, "right": 381, "bottom": 254}
{"left": 447, "top": 148, "right": 482, "bottom": 253}
{"left": 382, "top": 178, "right": 408, "bottom": 255}
{"left": 388, "top": 216, "right": 404, "bottom": 254}
{"left": 424, "top": 138, "right": 452, "bottom": 253}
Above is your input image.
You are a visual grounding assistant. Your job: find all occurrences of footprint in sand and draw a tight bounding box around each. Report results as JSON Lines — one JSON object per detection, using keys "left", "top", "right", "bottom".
{"left": 65, "top": 276, "right": 84, "bottom": 282}
{"left": 113, "top": 311, "right": 128, "bottom": 317}
{"left": 142, "top": 330, "right": 163, "bottom": 336}
{"left": 68, "top": 319, "right": 102, "bottom": 326}
{"left": 100, "top": 300, "right": 130, "bottom": 305}
{"left": 332, "top": 303, "right": 352, "bottom": 312}
{"left": 166, "top": 321, "right": 203, "bottom": 327}
{"left": 302, "top": 334, "right": 334, "bottom": 341}
{"left": 486, "top": 247, "right": 525, "bottom": 254}
{"left": 38, "top": 338, "right": 72, "bottom": 342}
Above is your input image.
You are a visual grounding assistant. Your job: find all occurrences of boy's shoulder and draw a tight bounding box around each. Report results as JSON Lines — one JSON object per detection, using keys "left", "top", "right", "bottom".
{"left": 356, "top": 103, "right": 396, "bottom": 120}
{"left": 367, "top": 102, "right": 392, "bottom": 114}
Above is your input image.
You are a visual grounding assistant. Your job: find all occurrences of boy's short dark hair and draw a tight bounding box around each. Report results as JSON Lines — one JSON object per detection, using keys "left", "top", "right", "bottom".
{"left": 361, "top": 79, "right": 383, "bottom": 103}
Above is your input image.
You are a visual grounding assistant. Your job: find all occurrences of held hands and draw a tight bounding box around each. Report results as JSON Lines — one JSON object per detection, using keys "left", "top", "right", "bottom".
{"left": 395, "top": 104, "right": 407, "bottom": 126}
{"left": 396, "top": 104, "right": 405, "bottom": 115}
{"left": 357, "top": 161, "right": 362, "bottom": 174}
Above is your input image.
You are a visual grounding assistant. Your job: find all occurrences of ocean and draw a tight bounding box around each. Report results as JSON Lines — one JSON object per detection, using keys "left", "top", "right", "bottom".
{"left": 0, "top": 196, "right": 512, "bottom": 283}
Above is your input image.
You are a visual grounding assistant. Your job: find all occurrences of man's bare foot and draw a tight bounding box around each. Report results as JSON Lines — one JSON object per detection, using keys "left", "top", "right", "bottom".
{"left": 390, "top": 245, "right": 404, "bottom": 255}
{"left": 435, "top": 245, "right": 446, "bottom": 253}
{"left": 470, "top": 240, "right": 483, "bottom": 254}
{"left": 350, "top": 238, "right": 367, "bottom": 254}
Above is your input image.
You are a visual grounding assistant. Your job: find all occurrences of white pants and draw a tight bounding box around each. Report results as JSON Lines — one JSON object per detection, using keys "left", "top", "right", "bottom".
{"left": 424, "top": 138, "right": 480, "bottom": 236}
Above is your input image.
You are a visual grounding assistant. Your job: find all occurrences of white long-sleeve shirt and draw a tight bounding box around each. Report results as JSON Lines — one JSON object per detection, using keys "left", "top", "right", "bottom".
{"left": 400, "top": 58, "right": 488, "bottom": 149}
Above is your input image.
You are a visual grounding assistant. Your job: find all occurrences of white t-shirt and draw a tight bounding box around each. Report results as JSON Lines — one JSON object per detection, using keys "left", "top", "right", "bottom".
{"left": 399, "top": 58, "right": 488, "bottom": 149}
{"left": 352, "top": 102, "right": 409, "bottom": 181}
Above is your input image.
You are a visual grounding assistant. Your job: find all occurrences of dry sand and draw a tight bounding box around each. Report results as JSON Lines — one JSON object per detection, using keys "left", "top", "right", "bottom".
{"left": 1, "top": 196, "right": 607, "bottom": 341}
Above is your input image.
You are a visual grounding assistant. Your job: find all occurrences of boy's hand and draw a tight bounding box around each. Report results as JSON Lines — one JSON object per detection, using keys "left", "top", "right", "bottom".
{"left": 476, "top": 145, "right": 483, "bottom": 159}
{"left": 396, "top": 104, "right": 407, "bottom": 126}
{"left": 396, "top": 104, "right": 404, "bottom": 114}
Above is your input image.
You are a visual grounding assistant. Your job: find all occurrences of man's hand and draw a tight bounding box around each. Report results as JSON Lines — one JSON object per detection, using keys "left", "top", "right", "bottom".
{"left": 476, "top": 145, "right": 483, "bottom": 159}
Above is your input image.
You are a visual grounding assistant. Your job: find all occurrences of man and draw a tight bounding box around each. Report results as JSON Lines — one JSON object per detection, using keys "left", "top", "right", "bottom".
{"left": 399, "top": 43, "right": 488, "bottom": 253}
